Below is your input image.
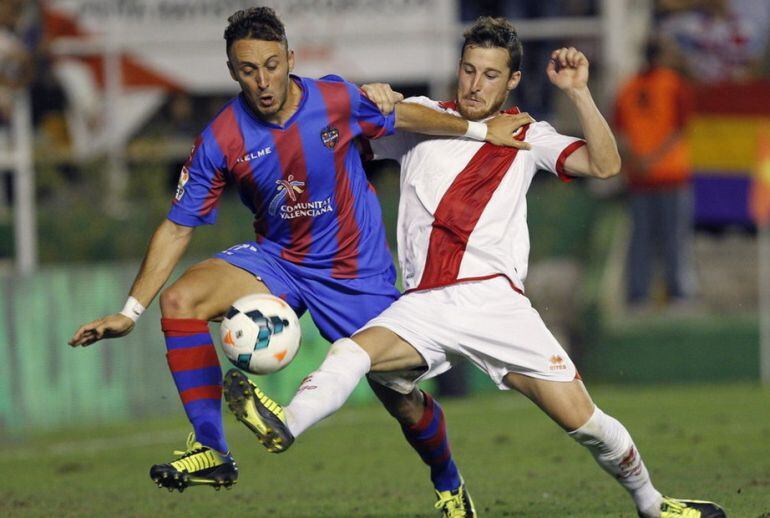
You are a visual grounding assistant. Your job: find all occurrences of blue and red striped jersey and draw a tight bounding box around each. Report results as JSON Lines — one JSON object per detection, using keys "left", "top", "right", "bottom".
{"left": 168, "top": 74, "right": 395, "bottom": 279}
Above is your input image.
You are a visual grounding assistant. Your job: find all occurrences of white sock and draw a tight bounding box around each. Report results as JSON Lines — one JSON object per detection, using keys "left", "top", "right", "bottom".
{"left": 569, "top": 407, "right": 663, "bottom": 517}
{"left": 284, "top": 338, "right": 371, "bottom": 437}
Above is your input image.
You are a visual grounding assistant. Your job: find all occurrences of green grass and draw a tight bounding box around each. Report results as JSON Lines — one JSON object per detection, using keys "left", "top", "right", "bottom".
{"left": 1, "top": 384, "right": 769, "bottom": 517}
{"left": 584, "top": 314, "right": 760, "bottom": 383}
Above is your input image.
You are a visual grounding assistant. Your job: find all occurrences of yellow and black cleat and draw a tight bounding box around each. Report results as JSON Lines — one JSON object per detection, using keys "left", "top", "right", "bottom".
{"left": 224, "top": 368, "right": 294, "bottom": 453}
{"left": 434, "top": 480, "right": 476, "bottom": 518}
{"left": 643, "top": 497, "right": 727, "bottom": 518}
{"left": 149, "top": 433, "right": 238, "bottom": 492}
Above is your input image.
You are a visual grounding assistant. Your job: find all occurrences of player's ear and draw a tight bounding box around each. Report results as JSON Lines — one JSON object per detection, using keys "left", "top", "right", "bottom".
{"left": 507, "top": 70, "right": 521, "bottom": 91}
{"left": 287, "top": 49, "right": 295, "bottom": 72}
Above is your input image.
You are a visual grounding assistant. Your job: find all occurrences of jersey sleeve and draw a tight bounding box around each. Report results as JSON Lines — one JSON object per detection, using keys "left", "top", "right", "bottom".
{"left": 355, "top": 87, "right": 397, "bottom": 140}
{"left": 368, "top": 96, "right": 435, "bottom": 161}
{"left": 167, "top": 133, "right": 227, "bottom": 226}
{"left": 526, "top": 121, "right": 586, "bottom": 182}
{"left": 319, "top": 74, "right": 397, "bottom": 140}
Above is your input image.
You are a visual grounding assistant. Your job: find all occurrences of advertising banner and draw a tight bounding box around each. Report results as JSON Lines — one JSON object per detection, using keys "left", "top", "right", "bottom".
{"left": 47, "top": 0, "right": 458, "bottom": 92}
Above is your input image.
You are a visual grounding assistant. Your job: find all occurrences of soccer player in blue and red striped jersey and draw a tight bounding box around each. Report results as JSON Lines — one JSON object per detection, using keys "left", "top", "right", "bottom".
{"left": 68, "top": 5, "right": 526, "bottom": 510}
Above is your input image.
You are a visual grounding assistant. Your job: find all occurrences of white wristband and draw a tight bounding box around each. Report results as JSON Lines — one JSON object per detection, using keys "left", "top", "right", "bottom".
{"left": 120, "top": 296, "right": 145, "bottom": 323}
{"left": 464, "top": 121, "right": 488, "bottom": 141}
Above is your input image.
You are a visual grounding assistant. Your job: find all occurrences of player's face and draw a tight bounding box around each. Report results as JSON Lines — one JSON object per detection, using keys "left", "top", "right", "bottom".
{"left": 456, "top": 45, "right": 521, "bottom": 121}
{"left": 228, "top": 39, "right": 297, "bottom": 124}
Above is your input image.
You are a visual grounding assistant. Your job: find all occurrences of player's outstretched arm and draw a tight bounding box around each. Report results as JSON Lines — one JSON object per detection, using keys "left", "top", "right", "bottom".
{"left": 361, "top": 83, "right": 531, "bottom": 149}
{"left": 68, "top": 219, "right": 194, "bottom": 347}
{"left": 395, "top": 101, "right": 531, "bottom": 149}
{"left": 547, "top": 47, "right": 621, "bottom": 179}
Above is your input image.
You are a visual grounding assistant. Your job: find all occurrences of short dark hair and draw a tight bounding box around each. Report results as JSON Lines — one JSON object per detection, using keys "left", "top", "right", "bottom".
{"left": 224, "top": 7, "right": 287, "bottom": 54}
{"left": 462, "top": 17, "right": 523, "bottom": 72}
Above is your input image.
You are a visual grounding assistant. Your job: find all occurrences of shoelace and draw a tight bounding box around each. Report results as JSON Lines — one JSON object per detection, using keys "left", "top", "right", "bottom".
{"left": 434, "top": 491, "right": 465, "bottom": 518}
{"left": 662, "top": 499, "right": 699, "bottom": 518}
{"left": 169, "top": 433, "right": 222, "bottom": 473}
{"left": 173, "top": 432, "right": 201, "bottom": 457}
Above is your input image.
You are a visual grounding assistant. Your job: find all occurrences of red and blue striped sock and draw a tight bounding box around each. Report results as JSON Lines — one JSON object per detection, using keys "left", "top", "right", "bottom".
{"left": 162, "top": 318, "right": 228, "bottom": 454}
{"left": 401, "top": 391, "right": 461, "bottom": 492}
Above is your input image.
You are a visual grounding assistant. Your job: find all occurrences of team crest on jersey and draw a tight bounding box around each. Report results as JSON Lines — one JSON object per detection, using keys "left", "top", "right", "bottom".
{"left": 174, "top": 166, "right": 190, "bottom": 201}
{"left": 320, "top": 125, "right": 340, "bottom": 149}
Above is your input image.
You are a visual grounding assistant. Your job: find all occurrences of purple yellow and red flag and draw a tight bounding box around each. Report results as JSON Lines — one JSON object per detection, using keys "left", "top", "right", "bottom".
{"left": 689, "top": 80, "right": 770, "bottom": 227}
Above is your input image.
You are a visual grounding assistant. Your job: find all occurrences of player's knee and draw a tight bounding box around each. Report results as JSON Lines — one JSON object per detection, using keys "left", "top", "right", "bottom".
{"left": 329, "top": 337, "right": 371, "bottom": 359}
{"left": 375, "top": 386, "right": 424, "bottom": 425}
{"left": 563, "top": 398, "right": 597, "bottom": 431}
{"left": 394, "top": 390, "right": 425, "bottom": 425}
{"left": 159, "top": 286, "right": 198, "bottom": 318}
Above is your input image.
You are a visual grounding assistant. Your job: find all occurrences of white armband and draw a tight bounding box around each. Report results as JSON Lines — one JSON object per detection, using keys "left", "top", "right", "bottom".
{"left": 120, "top": 296, "right": 145, "bottom": 323}
{"left": 464, "top": 121, "right": 488, "bottom": 141}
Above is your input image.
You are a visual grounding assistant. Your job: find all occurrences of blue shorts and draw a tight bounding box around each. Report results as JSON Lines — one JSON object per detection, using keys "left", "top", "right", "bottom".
{"left": 215, "top": 242, "right": 400, "bottom": 342}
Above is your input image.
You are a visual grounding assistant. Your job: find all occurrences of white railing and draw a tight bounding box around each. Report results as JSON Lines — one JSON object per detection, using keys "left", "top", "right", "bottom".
{"left": 0, "top": 91, "right": 37, "bottom": 274}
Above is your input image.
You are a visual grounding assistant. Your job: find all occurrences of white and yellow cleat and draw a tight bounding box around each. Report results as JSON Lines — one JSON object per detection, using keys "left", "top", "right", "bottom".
{"left": 149, "top": 433, "right": 237, "bottom": 492}
{"left": 224, "top": 368, "right": 294, "bottom": 453}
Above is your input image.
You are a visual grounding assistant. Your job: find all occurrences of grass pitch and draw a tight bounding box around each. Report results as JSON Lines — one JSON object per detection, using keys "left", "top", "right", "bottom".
{"left": 1, "top": 383, "right": 769, "bottom": 517}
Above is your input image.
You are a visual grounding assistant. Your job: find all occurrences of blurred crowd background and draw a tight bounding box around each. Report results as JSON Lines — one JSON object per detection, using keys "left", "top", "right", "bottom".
{"left": 1, "top": 0, "right": 769, "bottom": 433}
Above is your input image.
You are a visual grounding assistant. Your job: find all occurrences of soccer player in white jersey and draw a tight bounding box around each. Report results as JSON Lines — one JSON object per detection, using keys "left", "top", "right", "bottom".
{"left": 224, "top": 17, "right": 726, "bottom": 518}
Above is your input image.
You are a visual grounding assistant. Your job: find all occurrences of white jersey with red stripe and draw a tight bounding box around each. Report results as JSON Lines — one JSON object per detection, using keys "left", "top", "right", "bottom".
{"left": 370, "top": 96, "right": 585, "bottom": 293}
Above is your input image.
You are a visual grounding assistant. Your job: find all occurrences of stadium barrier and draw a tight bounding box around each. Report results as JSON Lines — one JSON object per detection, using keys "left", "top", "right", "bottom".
{"left": 1, "top": 259, "right": 760, "bottom": 435}
{"left": 0, "top": 263, "right": 378, "bottom": 435}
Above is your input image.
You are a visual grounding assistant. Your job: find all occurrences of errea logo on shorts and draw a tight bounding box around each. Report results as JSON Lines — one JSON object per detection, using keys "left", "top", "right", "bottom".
{"left": 549, "top": 355, "right": 567, "bottom": 371}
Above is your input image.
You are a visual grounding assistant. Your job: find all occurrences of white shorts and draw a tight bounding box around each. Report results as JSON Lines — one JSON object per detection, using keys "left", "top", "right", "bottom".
{"left": 362, "top": 276, "right": 577, "bottom": 394}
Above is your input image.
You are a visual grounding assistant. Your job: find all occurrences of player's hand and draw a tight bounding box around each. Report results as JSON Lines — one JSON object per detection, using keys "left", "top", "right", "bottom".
{"left": 547, "top": 47, "right": 589, "bottom": 91}
{"left": 361, "top": 83, "right": 404, "bottom": 115}
{"left": 68, "top": 314, "right": 135, "bottom": 347}
{"left": 485, "top": 112, "right": 534, "bottom": 149}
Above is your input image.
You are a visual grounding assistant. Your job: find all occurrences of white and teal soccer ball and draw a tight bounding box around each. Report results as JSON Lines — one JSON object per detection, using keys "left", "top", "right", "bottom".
{"left": 220, "top": 294, "right": 301, "bottom": 375}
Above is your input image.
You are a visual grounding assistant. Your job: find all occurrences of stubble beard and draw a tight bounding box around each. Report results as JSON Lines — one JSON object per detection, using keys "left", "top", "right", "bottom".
{"left": 457, "top": 93, "right": 508, "bottom": 122}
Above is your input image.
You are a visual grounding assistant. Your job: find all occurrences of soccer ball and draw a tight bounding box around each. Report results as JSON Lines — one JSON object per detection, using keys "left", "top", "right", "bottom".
{"left": 220, "top": 294, "right": 301, "bottom": 375}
